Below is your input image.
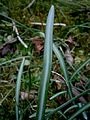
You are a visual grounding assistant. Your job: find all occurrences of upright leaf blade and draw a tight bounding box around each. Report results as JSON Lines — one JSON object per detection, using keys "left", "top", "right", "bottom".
{"left": 16, "top": 58, "right": 25, "bottom": 120}
{"left": 36, "top": 5, "right": 54, "bottom": 120}
{"left": 53, "top": 43, "right": 72, "bottom": 98}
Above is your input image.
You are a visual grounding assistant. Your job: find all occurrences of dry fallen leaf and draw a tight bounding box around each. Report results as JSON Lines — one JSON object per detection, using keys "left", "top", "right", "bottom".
{"left": 66, "top": 36, "right": 74, "bottom": 44}
{"left": 21, "top": 90, "right": 37, "bottom": 100}
{"left": 31, "top": 36, "right": 44, "bottom": 53}
{"left": 64, "top": 36, "right": 74, "bottom": 65}
{"left": 72, "top": 88, "right": 87, "bottom": 103}
{"left": 0, "top": 35, "right": 17, "bottom": 57}
{"left": 65, "top": 47, "right": 73, "bottom": 65}
{"left": 0, "top": 44, "right": 15, "bottom": 57}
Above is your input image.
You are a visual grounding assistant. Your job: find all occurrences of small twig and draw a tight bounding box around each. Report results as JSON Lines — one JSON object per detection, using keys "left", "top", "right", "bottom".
{"left": 30, "top": 22, "right": 66, "bottom": 27}
{"left": 52, "top": 71, "right": 66, "bottom": 82}
{"left": 0, "top": 80, "right": 8, "bottom": 83}
{"left": 12, "top": 21, "right": 28, "bottom": 48}
{"left": 24, "top": 0, "right": 36, "bottom": 10}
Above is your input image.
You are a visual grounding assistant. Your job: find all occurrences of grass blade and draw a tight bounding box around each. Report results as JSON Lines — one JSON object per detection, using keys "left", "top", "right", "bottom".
{"left": 69, "top": 103, "right": 90, "bottom": 120}
{"left": 78, "top": 103, "right": 88, "bottom": 120}
{"left": 16, "top": 58, "right": 25, "bottom": 120}
{"left": 0, "top": 13, "right": 40, "bottom": 33}
{"left": 46, "top": 89, "right": 90, "bottom": 118}
{"left": 50, "top": 91, "right": 67, "bottom": 100}
{"left": 0, "top": 56, "right": 30, "bottom": 66}
{"left": 0, "top": 87, "right": 15, "bottom": 105}
{"left": 70, "top": 58, "right": 90, "bottom": 81}
{"left": 36, "top": 5, "right": 54, "bottom": 120}
{"left": 64, "top": 105, "right": 78, "bottom": 114}
{"left": 56, "top": 111, "right": 67, "bottom": 119}
{"left": 53, "top": 43, "right": 72, "bottom": 98}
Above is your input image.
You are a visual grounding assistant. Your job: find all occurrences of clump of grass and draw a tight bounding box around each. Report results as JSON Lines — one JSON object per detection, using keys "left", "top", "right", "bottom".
{"left": 0, "top": 1, "right": 90, "bottom": 120}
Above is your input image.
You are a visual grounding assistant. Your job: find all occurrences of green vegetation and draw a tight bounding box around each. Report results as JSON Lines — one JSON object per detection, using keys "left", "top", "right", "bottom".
{"left": 0, "top": 0, "right": 90, "bottom": 120}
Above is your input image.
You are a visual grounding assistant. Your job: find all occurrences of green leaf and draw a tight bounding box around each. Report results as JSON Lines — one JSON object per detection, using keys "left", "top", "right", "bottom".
{"left": 16, "top": 58, "right": 25, "bottom": 120}
{"left": 50, "top": 91, "right": 67, "bottom": 100}
{"left": 36, "top": 5, "right": 54, "bottom": 120}
{"left": 46, "top": 89, "right": 90, "bottom": 118}
{"left": 70, "top": 58, "right": 90, "bottom": 81}
{"left": 69, "top": 103, "right": 90, "bottom": 120}
{"left": 53, "top": 43, "right": 72, "bottom": 98}
{"left": 64, "top": 105, "right": 78, "bottom": 114}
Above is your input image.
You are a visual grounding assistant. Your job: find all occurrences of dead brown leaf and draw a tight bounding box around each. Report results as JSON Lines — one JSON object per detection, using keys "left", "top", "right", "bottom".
{"left": 21, "top": 90, "right": 37, "bottom": 101}
{"left": 72, "top": 88, "right": 87, "bottom": 103}
{"left": 66, "top": 36, "right": 74, "bottom": 44}
{"left": 65, "top": 47, "right": 73, "bottom": 65}
{"left": 31, "top": 36, "right": 44, "bottom": 53}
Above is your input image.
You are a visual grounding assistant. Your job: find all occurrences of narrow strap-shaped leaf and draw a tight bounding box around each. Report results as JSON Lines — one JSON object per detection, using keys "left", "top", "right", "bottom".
{"left": 53, "top": 43, "right": 72, "bottom": 98}
{"left": 16, "top": 58, "right": 25, "bottom": 120}
{"left": 70, "top": 58, "right": 90, "bottom": 81}
{"left": 69, "top": 103, "right": 90, "bottom": 120}
{"left": 50, "top": 91, "right": 67, "bottom": 100}
{"left": 46, "top": 89, "right": 90, "bottom": 118}
{"left": 64, "top": 105, "right": 78, "bottom": 114}
{"left": 36, "top": 5, "right": 54, "bottom": 120}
